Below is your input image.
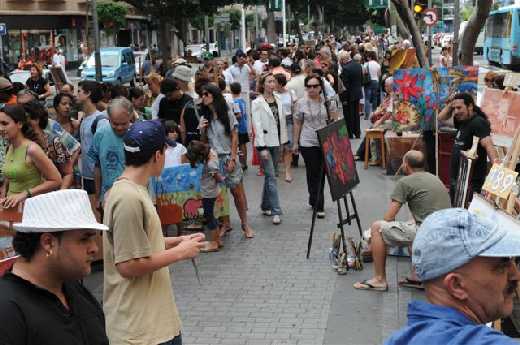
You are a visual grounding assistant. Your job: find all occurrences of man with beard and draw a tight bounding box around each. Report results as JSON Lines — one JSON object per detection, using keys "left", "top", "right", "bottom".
{"left": 88, "top": 98, "right": 133, "bottom": 210}
{"left": 385, "top": 208, "right": 520, "bottom": 345}
{"left": 438, "top": 93, "right": 497, "bottom": 203}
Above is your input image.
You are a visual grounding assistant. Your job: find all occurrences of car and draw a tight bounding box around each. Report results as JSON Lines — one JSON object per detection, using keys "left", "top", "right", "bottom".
{"left": 9, "top": 67, "right": 53, "bottom": 86}
{"left": 80, "top": 47, "right": 136, "bottom": 86}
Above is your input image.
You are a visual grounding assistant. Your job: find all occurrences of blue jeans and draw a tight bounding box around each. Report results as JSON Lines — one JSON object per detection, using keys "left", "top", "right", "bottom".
{"left": 158, "top": 334, "right": 182, "bottom": 345}
{"left": 364, "top": 80, "right": 380, "bottom": 118}
{"left": 259, "top": 146, "right": 282, "bottom": 215}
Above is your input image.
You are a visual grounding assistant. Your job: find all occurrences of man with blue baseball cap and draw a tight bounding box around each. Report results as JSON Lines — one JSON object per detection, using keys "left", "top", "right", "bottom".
{"left": 385, "top": 208, "right": 520, "bottom": 345}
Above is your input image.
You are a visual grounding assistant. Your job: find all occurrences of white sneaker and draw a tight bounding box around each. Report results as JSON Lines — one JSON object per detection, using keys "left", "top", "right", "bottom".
{"left": 317, "top": 211, "right": 326, "bottom": 219}
{"left": 272, "top": 215, "right": 281, "bottom": 225}
{"left": 262, "top": 210, "right": 272, "bottom": 216}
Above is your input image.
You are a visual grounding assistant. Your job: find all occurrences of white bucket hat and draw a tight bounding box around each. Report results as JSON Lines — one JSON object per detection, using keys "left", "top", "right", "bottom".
{"left": 171, "top": 65, "right": 193, "bottom": 83}
{"left": 14, "top": 190, "right": 108, "bottom": 233}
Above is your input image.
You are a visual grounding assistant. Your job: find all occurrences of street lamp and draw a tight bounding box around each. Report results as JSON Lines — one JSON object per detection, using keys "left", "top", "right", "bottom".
{"left": 90, "top": 0, "right": 102, "bottom": 82}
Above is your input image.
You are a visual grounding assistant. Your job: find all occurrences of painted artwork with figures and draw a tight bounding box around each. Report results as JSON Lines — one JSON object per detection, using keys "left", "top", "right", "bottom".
{"left": 317, "top": 120, "right": 359, "bottom": 201}
{"left": 392, "top": 68, "right": 437, "bottom": 132}
{"left": 436, "top": 65, "right": 479, "bottom": 106}
{"left": 480, "top": 87, "right": 520, "bottom": 140}
{"left": 149, "top": 163, "right": 229, "bottom": 225}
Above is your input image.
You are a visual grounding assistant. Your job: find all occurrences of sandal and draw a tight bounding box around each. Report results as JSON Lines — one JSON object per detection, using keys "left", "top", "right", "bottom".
{"left": 285, "top": 176, "right": 293, "bottom": 183}
{"left": 353, "top": 279, "right": 388, "bottom": 291}
{"left": 200, "top": 242, "right": 220, "bottom": 253}
{"left": 398, "top": 277, "right": 424, "bottom": 290}
{"left": 241, "top": 224, "right": 255, "bottom": 239}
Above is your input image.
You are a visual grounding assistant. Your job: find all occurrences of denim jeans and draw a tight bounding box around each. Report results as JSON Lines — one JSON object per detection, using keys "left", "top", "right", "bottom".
{"left": 259, "top": 146, "right": 282, "bottom": 215}
{"left": 158, "top": 334, "right": 182, "bottom": 345}
{"left": 364, "top": 80, "right": 380, "bottom": 118}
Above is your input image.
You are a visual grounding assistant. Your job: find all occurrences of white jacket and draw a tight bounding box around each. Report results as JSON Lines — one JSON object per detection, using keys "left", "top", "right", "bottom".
{"left": 252, "top": 94, "right": 288, "bottom": 148}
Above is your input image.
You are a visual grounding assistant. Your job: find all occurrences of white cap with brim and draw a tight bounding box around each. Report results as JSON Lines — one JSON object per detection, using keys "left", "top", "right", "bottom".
{"left": 13, "top": 190, "right": 108, "bottom": 233}
{"left": 413, "top": 208, "right": 520, "bottom": 282}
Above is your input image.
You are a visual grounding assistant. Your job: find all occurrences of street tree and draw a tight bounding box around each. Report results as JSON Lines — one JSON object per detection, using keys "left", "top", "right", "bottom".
{"left": 390, "top": 0, "right": 429, "bottom": 67}
{"left": 459, "top": 0, "right": 492, "bottom": 65}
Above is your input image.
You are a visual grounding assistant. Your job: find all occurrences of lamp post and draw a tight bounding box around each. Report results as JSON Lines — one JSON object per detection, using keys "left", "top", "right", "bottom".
{"left": 91, "top": 0, "right": 102, "bottom": 82}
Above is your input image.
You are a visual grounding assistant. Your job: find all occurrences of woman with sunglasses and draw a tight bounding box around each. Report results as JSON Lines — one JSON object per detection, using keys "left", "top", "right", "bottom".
{"left": 0, "top": 104, "right": 62, "bottom": 209}
{"left": 293, "top": 74, "right": 339, "bottom": 219}
{"left": 199, "top": 84, "right": 255, "bottom": 238}
{"left": 251, "top": 73, "right": 288, "bottom": 225}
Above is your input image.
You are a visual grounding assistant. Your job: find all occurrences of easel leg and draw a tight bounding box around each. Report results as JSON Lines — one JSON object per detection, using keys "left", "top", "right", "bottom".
{"left": 306, "top": 170, "right": 326, "bottom": 259}
{"left": 348, "top": 192, "right": 364, "bottom": 238}
{"left": 336, "top": 199, "right": 349, "bottom": 274}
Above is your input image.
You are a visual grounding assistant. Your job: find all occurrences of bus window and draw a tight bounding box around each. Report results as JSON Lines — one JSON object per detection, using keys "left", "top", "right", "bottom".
{"left": 486, "top": 12, "right": 512, "bottom": 38}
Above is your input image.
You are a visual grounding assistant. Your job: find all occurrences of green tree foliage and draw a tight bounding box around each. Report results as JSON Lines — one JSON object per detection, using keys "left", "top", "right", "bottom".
{"left": 97, "top": 2, "right": 128, "bottom": 35}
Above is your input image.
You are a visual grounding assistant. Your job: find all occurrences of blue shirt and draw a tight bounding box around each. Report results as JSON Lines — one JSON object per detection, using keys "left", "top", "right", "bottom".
{"left": 87, "top": 125, "right": 125, "bottom": 201}
{"left": 79, "top": 112, "right": 109, "bottom": 179}
{"left": 385, "top": 300, "right": 518, "bottom": 345}
{"left": 234, "top": 98, "right": 248, "bottom": 134}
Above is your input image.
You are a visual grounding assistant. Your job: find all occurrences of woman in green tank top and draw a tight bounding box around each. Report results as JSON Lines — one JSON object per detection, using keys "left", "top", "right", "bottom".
{"left": 0, "top": 104, "right": 62, "bottom": 208}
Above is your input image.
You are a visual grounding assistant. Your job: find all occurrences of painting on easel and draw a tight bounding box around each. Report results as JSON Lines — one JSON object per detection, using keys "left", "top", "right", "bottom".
{"left": 317, "top": 120, "right": 359, "bottom": 201}
{"left": 393, "top": 68, "right": 438, "bottom": 132}
{"left": 436, "top": 65, "right": 479, "bottom": 107}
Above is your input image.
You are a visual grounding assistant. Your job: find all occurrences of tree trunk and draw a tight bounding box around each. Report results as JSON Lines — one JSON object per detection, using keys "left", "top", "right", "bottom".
{"left": 390, "top": 1, "right": 411, "bottom": 38}
{"left": 158, "top": 18, "right": 170, "bottom": 62}
{"left": 459, "top": 0, "right": 492, "bottom": 65}
{"left": 266, "top": 11, "right": 277, "bottom": 43}
{"left": 391, "top": 0, "right": 429, "bottom": 68}
{"left": 315, "top": 5, "right": 325, "bottom": 34}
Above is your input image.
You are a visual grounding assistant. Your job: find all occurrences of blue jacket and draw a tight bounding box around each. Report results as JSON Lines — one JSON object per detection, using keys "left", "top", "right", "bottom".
{"left": 385, "top": 300, "right": 518, "bottom": 345}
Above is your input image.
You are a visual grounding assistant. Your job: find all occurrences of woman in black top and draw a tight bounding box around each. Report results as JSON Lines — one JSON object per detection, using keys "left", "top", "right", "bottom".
{"left": 25, "top": 64, "right": 51, "bottom": 101}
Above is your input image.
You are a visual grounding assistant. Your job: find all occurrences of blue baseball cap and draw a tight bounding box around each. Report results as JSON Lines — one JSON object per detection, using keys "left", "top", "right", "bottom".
{"left": 124, "top": 120, "right": 167, "bottom": 155}
{"left": 413, "top": 208, "right": 520, "bottom": 281}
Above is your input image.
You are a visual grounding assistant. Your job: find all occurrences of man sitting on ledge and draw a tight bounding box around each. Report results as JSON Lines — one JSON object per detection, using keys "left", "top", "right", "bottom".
{"left": 353, "top": 150, "right": 451, "bottom": 291}
{"left": 385, "top": 208, "right": 520, "bottom": 345}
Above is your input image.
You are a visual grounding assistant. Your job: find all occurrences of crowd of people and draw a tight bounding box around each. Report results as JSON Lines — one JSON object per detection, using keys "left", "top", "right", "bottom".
{"left": 1, "top": 28, "right": 520, "bottom": 345}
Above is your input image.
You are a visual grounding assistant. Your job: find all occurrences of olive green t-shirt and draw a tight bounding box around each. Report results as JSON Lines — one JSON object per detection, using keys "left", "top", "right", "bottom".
{"left": 103, "top": 179, "right": 181, "bottom": 345}
{"left": 391, "top": 171, "right": 451, "bottom": 224}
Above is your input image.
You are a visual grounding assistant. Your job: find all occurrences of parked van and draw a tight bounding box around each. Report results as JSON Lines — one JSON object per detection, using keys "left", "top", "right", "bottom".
{"left": 81, "top": 47, "right": 135, "bottom": 85}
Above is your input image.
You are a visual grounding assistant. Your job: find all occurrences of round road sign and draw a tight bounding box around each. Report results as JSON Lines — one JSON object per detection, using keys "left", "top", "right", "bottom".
{"left": 423, "top": 9, "right": 438, "bottom": 26}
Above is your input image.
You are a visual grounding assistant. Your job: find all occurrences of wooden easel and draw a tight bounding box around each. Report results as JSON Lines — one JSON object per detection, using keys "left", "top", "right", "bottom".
{"left": 453, "top": 136, "right": 479, "bottom": 208}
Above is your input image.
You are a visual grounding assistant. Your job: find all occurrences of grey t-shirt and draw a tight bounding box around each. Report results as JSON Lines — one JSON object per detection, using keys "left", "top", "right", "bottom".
{"left": 207, "top": 109, "right": 238, "bottom": 155}
{"left": 294, "top": 96, "right": 338, "bottom": 147}
{"left": 391, "top": 171, "right": 451, "bottom": 224}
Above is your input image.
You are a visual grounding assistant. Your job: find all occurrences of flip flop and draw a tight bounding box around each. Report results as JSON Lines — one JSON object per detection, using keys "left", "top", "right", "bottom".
{"left": 285, "top": 176, "right": 293, "bottom": 183}
{"left": 398, "top": 277, "right": 424, "bottom": 290}
{"left": 353, "top": 279, "right": 388, "bottom": 292}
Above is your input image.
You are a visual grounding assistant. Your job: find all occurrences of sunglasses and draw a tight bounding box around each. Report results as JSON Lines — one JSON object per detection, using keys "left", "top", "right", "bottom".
{"left": 306, "top": 84, "right": 321, "bottom": 89}
{"left": 202, "top": 92, "right": 211, "bottom": 97}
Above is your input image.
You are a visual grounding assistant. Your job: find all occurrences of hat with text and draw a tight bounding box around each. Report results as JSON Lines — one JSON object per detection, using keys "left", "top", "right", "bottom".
{"left": 171, "top": 65, "right": 193, "bottom": 83}
{"left": 124, "top": 119, "right": 167, "bottom": 155}
{"left": 413, "top": 208, "right": 520, "bottom": 281}
{"left": 13, "top": 190, "right": 108, "bottom": 232}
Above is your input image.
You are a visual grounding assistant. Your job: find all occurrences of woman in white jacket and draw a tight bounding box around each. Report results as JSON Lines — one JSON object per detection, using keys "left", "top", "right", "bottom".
{"left": 252, "top": 73, "right": 288, "bottom": 225}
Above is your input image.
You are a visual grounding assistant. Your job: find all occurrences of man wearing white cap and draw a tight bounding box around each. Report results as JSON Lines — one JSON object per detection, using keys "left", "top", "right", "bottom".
{"left": 0, "top": 189, "right": 109, "bottom": 345}
{"left": 385, "top": 208, "right": 520, "bottom": 345}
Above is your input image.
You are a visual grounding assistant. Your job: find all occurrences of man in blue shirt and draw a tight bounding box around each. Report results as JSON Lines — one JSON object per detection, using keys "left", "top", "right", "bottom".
{"left": 88, "top": 98, "right": 132, "bottom": 210}
{"left": 385, "top": 208, "right": 520, "bottom": 345}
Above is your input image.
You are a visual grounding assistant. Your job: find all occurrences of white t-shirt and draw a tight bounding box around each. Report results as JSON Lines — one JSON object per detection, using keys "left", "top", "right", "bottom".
{"left": 151, "top": 93, "right": 165, "bottom": 120}
{"left": 253, "top": 60, "right": 267, "bottom": 75}
{"left": 164, "top": 143, "right": 187, "bottom": 168}
{"left": 52, "top": 54, "right": 66, "bottom": 67}
{"left": 364, "top": 60, "right": 381, "bottom": 81}
{"left": 229, "top": 64, "right": 252, "bottom": 95}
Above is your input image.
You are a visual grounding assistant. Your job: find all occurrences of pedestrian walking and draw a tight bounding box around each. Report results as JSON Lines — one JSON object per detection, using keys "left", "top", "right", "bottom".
{"left": 340, "top": 52, "right": 363, "bottom": 138}
{"left": 252, "top": 73, "right": 288, "bottom": 225}
{"left": 293, "top": 74, "right": 339, "bottom": 218}
{"left": 103, "top": 120, "right": 205, "bottom": 345}
{"left": 199, "top": 84, "right": 255, "bottom": 238}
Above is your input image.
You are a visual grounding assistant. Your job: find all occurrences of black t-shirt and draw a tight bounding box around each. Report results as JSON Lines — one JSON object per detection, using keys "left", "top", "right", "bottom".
{"left": 267, "top": 100, "right": 281, "bottom": 141}
{"left": 26, "top": 77, "right": 48, "bottom": 96}
{"left": 450, "top": 113, "right": 491, "bottom": 190}
{"left": 0, "top": 272, "right": 109, "bottom": 345}
{"left": 157, "top": 93, "right": 200, "bottom": 144}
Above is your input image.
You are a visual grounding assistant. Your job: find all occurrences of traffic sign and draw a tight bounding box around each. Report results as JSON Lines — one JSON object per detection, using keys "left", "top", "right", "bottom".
{"left": 423, "top": 9, "right": 438, "bottom": 26}
{"left": 214, "top": 13, "right": 230, "bottom": 25}
{"left": 0, "top": 24, "right": 6, "bottom": 36}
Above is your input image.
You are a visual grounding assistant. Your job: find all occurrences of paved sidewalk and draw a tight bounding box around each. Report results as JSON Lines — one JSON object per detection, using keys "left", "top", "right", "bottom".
{"left": 84, "top": 134, "right": 424, "bottom": 345}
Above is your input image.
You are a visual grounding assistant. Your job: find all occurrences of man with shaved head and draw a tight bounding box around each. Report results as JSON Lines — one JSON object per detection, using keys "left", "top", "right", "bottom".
{"left": 354, "top": 150, "right": 451, "bottom": 291}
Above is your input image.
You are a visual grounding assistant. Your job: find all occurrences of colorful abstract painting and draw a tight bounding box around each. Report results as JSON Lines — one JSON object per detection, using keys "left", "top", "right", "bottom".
{"left": 393, "top": 68, "right": 438, "bottom": 132}
{"left": 150, "top": 163, "right": 230, "bottom": 225}
{"left": 435, "top": 65, "right": 479, "bottom": 106}
{"left": 480, "top": 87, "right": 520, "bottom": 140}
{"left": 317, "top": 119, "right": 359, "bottom": 201}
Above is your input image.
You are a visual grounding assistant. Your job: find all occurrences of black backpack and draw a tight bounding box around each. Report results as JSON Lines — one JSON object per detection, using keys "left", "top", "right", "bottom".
{"left": 90, "top": 114, "right": 108, "bottom": 135}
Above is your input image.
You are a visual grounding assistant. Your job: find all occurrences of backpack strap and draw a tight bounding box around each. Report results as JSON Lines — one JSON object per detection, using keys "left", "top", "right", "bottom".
{"left": 91, "top": 114, "right": 108, "bottom": 135}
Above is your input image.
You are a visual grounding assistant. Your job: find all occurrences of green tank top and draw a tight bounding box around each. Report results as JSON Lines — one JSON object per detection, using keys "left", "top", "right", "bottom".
{"left": 3, "top": 144, "right": 42, "bottom": 195}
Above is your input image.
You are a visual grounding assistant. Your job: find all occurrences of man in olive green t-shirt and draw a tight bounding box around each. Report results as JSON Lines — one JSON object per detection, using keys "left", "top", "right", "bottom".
{"left": 353, "top": 150, "right": 451, "bottom": 292}
{"left": 103, "top": 120, "right": 205, "bottom": 345}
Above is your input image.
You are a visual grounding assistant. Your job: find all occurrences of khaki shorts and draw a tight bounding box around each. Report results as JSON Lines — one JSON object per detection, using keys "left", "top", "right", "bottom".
{"left": 379, "top": 221, "right": 418, "bottom": 247}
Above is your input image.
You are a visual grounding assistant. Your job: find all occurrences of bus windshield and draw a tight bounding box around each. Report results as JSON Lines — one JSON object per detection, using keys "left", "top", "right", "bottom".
{"left": 486, "top": 11, "right": 512, "bottom": 38}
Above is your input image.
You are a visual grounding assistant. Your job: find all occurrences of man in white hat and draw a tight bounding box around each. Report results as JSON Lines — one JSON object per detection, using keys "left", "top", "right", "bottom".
{"left": 0, "top": 189, "right": 109, "bottom": 345}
